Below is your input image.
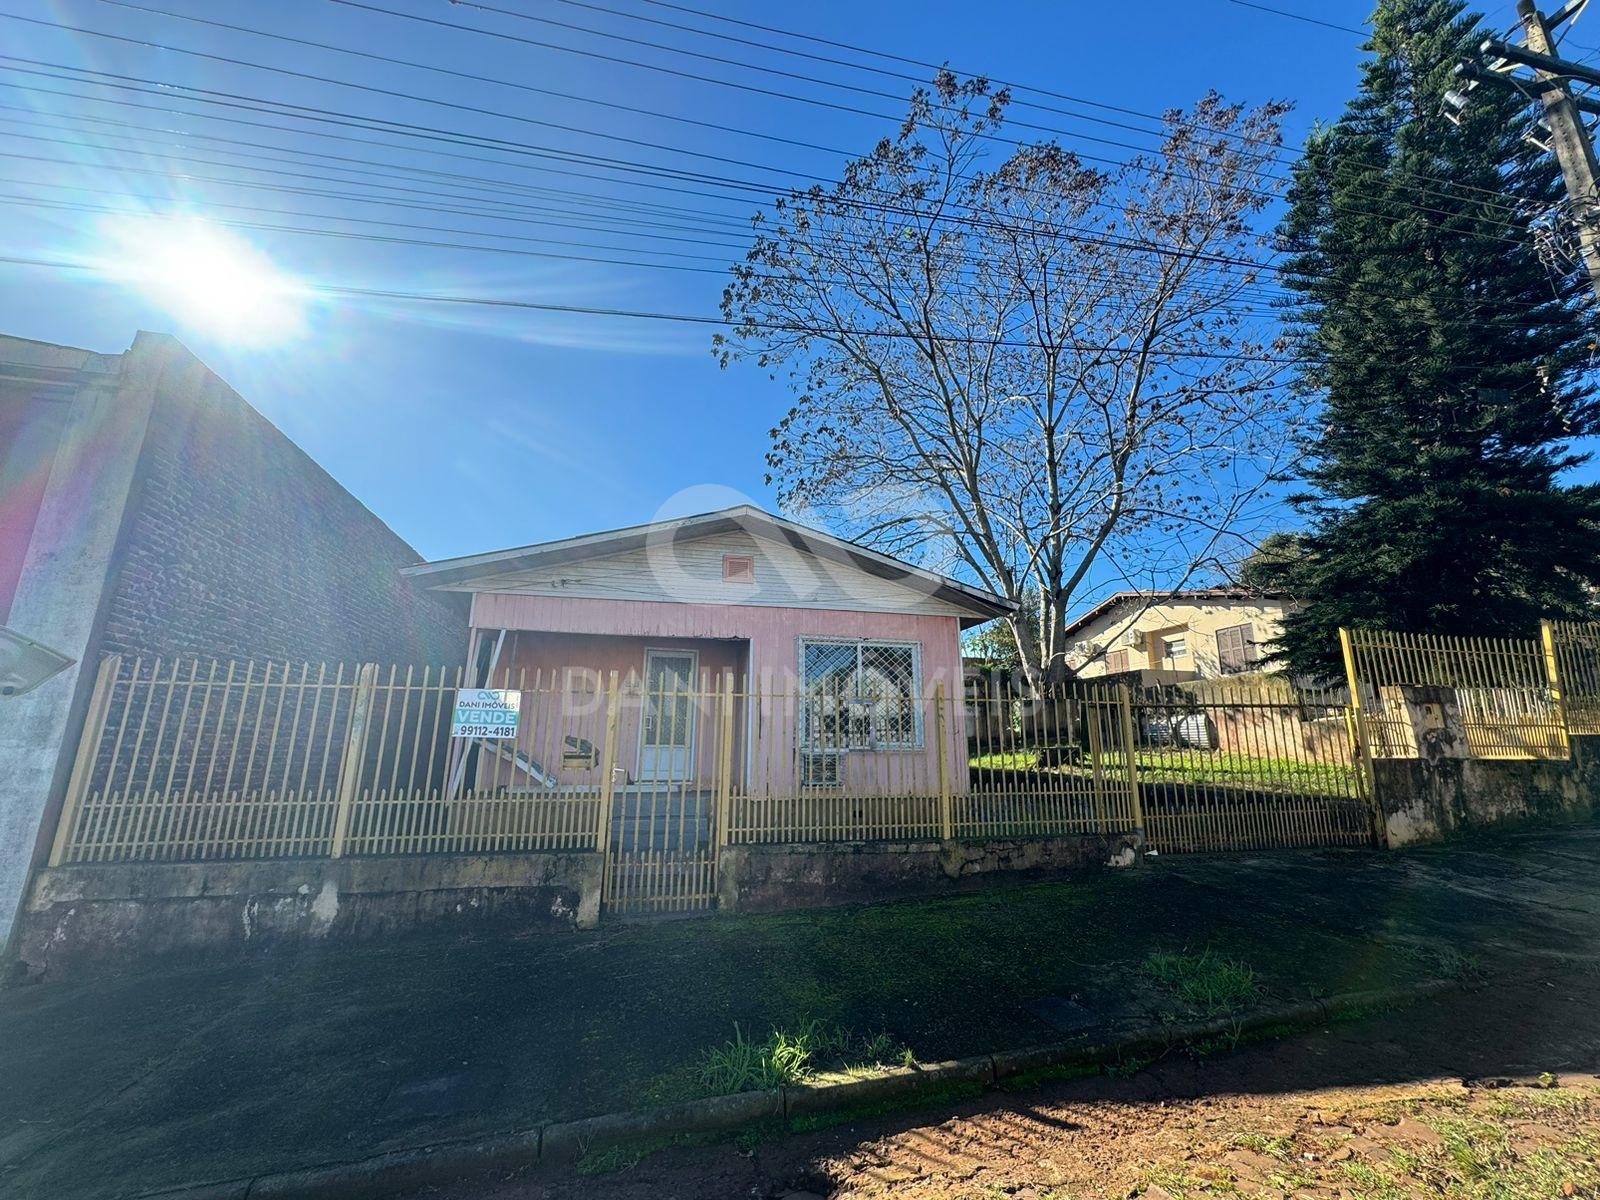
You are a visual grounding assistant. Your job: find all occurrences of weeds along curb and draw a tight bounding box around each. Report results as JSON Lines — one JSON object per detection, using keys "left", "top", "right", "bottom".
{"left": 135, "top": 978, "right": 1456, "bottom": 1200}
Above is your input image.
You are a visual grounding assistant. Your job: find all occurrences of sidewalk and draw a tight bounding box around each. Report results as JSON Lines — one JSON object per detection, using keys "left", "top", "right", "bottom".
{"left": 4, "top": 824, "right": 1598, "bottom": 1200}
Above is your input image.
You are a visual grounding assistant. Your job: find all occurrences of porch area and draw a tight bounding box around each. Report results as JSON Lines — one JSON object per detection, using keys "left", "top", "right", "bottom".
{"left": 467, "top": 629, "right": 750, "bottom": 864}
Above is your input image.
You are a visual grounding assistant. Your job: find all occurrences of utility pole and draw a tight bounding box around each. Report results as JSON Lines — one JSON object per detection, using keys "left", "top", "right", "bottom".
{"left": 1518, "top": 0, "right": 1600, "bottom": 296}
{"left": 1461, "top": 0, "right": 1600, "bottom": 298}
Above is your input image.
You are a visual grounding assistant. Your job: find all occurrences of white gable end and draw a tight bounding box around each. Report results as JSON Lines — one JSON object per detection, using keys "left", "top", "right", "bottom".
{"left": 433, "top": 529, "right": 975, "bottom": 618}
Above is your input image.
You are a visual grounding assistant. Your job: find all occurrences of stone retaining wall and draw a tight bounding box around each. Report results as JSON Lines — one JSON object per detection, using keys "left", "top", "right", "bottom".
{"left": 13, "top": 851, "right": 603, "bottom": 980}
{"left": 1371, "top": 685, "right": 1600, "bottom": 847}
{"left": 719, "top": 833, "right": 1141, "bottom": 913}
{"left": 10, "top": 832, "right": 1143, "bottom": 979}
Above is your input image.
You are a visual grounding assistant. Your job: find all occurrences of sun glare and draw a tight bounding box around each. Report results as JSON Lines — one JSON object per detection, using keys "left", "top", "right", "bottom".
{"left": 103, "top": 218, "right": 308, "bottom": 345}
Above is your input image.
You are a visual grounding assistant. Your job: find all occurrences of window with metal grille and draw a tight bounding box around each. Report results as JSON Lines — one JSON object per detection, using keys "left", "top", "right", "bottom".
{"left": 798, "top": 750, "right": 842, "bottom": 787}
{"left": 1215, "top": 623, "right": 1258, "bottom": 674}
{"left": 799, "top": 639, "right": 921, "bottom": 749}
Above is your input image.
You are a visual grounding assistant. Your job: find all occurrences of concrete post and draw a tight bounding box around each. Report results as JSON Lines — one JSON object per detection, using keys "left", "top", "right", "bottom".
{"left": 1371, "top": 684, "right": 1470, "bottom": 847}
{"left": 47, "top": 654, "right": 122, "bottom": 867}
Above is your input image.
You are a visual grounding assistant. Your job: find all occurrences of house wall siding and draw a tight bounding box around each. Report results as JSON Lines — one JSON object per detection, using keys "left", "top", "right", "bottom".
{"left": 1070, "top": 599, "right": 1294, "bottom": 679}
{"left": 443, "top": 528, "right": 973, "bottom": 620}
{"left": 471, "top": 594, "right": 964, "bottom": 688}
{"left": 2, "top": 332, "right": 470, "bottom": 952}
{"left": 493, "top": 630, "right": 748, "bottom": 786}
{"left": 0, "top": 335, "right": 159, "bottom": 951}
{"left": 469, "top": 593, "right": 968, "bottom": 795}
{"left": 0, "top": 390, "right": 73, "bottom": 624}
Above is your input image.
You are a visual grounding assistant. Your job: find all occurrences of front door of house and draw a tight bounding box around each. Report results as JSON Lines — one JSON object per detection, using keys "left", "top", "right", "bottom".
{"left": 638, "top": 650, "right": 697, "bottom": 781}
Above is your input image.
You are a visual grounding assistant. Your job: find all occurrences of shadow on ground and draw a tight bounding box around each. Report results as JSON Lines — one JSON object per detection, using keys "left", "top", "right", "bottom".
{"left": 2, "top": 823, "right": 1598, "bottom": 1199}
{"left": 475, "top": 972, "right": 1600, "bottom": 1200}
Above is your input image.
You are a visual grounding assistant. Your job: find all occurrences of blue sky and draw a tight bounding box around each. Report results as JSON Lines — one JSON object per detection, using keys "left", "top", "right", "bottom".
{"left": 0, "top": 0, "right": 1561, "bottom": 608}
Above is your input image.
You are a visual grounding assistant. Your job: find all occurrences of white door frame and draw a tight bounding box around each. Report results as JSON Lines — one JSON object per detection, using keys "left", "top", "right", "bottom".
{"left": 637, "top": 648, "right": 699, "bottom": 782}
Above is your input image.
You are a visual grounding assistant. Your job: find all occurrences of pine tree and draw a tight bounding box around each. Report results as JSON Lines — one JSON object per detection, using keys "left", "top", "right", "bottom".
{"left": 1273, "top": 0, "right": 1600, "bottom": 677}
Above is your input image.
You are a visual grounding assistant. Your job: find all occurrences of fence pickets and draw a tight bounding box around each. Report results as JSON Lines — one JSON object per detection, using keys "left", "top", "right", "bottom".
{"left": 52, "top": 655, "right": 1392, "bottom": 907}
{"left": 1135, "top": 685, "right": 1373, "bottom": 854}
{"left": 45, "top": 616, "right": 1600, "bottom": 917}
{"left": 1548, "top": 620, "right": 1600, "bottom": 735}
{"left": 1341, "top": 622, "right": 1597, "bottom": 761}
{"left": 1343, "top": 629, "right": 1566, "bottom": 759}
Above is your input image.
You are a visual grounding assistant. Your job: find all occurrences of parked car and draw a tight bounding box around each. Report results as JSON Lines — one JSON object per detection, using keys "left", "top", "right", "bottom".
{"left": 1142, "top": 711, "right": 1216, "bottom": 750}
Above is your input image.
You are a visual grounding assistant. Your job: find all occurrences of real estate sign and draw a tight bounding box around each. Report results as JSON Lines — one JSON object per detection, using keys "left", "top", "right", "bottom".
{"left": 451, "top": 688, "right": 521, "bottom": 739}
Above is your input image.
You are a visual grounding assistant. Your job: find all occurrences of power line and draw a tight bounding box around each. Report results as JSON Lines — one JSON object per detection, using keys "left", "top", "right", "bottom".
{"left": 1222, "top": 0, "right": 1366, "bottom": 36}
{"left": 0, "top": 117, "right": 1294, "bottom": 310}
{"left": 0, "top": 74, "right": 763, "bottom": 221}
{"left": 0, "top": 103, "right": 1305, "bottom": 311}
{"left": 0, "top": 9, "right": 1547, "bottom": 267}
{"left": 13, "top": 0, "right": 1562, "bottom": 276}
{"left": 87, "top": 0, "right": 853, "bottom": 162}
{"left": 5, "top": 187, "right": 1304, "bottom": 334}
{"left": 0, "top": 251, "right": 1317, "bottom": 362}
{"left": 0, "top": 153, "right": 1290, "bottom": 323}
{"left": 0, "top": 134, "right": 745, "bottom": 244}
{"left": 1, "top": 10, "right": 1586, "bottom": 332}
{"left": 0, "top": 60, "right": 1580, "bottom": 335}
{"left": 444, "top": 0, "right": 1543, "bottom": 220}
{"left": 103, "top": 0, "right": 1315, "bottom": 239}
{"left": 40, "top": 3, "right": 1329, "bottom": 239}
{"left": 1, "top": 246, "right": 1560, "bottom": 367}
{"left": 341, "top": 0, "right": 1536, "bottom": 223}
{"left": 0, "top": 114, "right": 759, "bottom": 243}
{"left": 0, "top": 55, "right": 1312, "bottom": 282}
{"left": 2, "top": 10, "right": 818, "bottom": 186}
{"left": 540, "top": 0, "right": 1225, "bottom": 142}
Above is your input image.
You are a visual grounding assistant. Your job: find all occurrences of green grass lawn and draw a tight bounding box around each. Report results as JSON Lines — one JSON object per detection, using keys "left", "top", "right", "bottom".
{"left": 968, "top": 747, "right": 1362, "bottom": 797}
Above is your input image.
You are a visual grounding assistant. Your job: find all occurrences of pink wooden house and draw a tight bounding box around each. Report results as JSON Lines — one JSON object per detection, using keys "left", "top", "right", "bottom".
{"left": 401, "top": 506, "right": 1013, "bottom": 833}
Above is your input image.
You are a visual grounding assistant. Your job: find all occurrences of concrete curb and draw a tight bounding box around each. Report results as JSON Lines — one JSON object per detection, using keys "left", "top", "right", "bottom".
{"left": 134, "top": 978, "right": 1455, "bottom": 1200}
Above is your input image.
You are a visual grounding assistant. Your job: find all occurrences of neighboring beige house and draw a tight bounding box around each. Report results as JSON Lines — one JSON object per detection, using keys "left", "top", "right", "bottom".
{"left": 1065, "top": 589, "right": 1295, "bottom": 681}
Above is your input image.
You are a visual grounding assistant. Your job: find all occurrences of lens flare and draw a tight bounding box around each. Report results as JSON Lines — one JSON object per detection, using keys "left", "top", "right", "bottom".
{"left": 102, "top": 218, "right": 307, "bottom": 345}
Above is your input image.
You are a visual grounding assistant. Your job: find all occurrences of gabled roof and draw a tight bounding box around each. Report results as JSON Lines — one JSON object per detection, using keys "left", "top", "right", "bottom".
{"left": 1063, "top": 587, "right": 1293, "bottom": 639}
{"left": 402, "top": 504, "right": 1016, "bottom": 622}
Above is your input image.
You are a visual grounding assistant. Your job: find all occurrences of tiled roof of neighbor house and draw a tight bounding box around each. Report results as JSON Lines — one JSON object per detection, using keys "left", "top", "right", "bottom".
{"left": 1063, "top": 587, "right": 1293, "bottom": 639}
{"left": 401, "top": 504, "right": 1016, "bottom": 621}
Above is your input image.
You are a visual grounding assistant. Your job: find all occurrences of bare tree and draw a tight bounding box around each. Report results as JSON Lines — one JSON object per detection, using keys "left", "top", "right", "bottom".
{"left": 716, "top": 72, "right": 1300, "bottom": 694}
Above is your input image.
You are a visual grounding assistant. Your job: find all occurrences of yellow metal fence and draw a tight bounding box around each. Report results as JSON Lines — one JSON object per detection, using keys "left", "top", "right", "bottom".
{"left": 52, "top": 663, "right": 1150, "bottom": 879}
{"left": 52, "top": 659, "right": 608, "bottom": 866}
{"left": 53, "top": 613, "right": 1600, "bottom": 888}
{"left": 53, "top": 656, "right": 1390, "bottom": 889}
{"left": 1548, "top": 620, "right": 1600, "bottom": 736}
{"left": 1341, "top": 628, "right": 1568, "bottom": 760}
{"left": 725, "top": 687, "right": 1143, "bottom": 845}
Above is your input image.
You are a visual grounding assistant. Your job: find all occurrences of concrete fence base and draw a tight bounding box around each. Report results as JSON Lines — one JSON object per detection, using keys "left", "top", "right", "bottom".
{"left": 13, "top": 851, "right": 604, "bottom": 979}
{"left": 718, "top": 832, "right": 1143, "bottom": 913}
{"left": 1369, "top": 688, "right": 1600, "bottom": 847}
{"left": 11, "top": 832, "right": 1143, "bottom": 979}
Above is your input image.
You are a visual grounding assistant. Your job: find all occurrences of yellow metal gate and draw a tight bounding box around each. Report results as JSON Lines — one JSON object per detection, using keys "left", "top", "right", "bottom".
{"left": 1133, "top": 685, "right": 1377, "bottom": 855}
{"left": 598, "top": 669, "right": 731, "bottom": 915}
